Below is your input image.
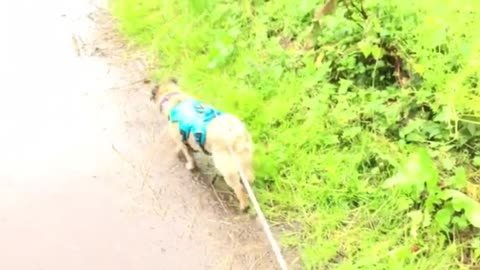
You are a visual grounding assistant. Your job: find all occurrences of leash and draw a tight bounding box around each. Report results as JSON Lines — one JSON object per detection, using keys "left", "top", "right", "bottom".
{"left": 226, "top": 145, "right": 289, "bottom": 270}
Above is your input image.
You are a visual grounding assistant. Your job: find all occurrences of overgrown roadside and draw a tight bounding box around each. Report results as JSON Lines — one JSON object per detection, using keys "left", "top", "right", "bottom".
{"left": 110, "top": 0, "right": 480, "bottom": 269}
{"left": 112, "top": 0, "right": 480, "bottom": 269}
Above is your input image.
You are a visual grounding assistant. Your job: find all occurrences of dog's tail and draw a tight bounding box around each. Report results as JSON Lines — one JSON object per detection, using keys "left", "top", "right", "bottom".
{"left": 224, "top": 115, "right": 255, "bottom": 184}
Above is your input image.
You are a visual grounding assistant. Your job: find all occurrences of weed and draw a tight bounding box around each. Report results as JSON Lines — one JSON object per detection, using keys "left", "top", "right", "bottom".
{"left": 111, "top": 0, "right": 480, "bottom": 268}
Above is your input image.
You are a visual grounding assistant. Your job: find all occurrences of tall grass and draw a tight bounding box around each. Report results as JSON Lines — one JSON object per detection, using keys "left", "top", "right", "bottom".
{"left": 110, "top": 0, "right": 480, "bottom": 268}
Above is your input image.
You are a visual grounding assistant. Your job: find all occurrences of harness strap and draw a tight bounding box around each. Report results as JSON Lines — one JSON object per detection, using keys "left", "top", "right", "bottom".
{"left": 182, "top": 131, "right": 211, "bottom": 155}
{"left": 170, "top": 98, "right": 218, "bottom": 156}
{"left": 159, "top": 92, "right": 180, "bottom": 112}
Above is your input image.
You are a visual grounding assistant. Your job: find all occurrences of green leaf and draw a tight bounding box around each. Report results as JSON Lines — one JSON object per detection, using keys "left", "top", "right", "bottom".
{"left": 440, "top": 189, "right": 480, "bottom": 228}
{"left": 382, "top": 149, "right": 439, "bottom": 197}
{"left": 397, "top": 197, "right": 414, "bottom": 211}
{"left": 414, "top": 149, "right": 439, "bottom": 191}
{"left": 370, "top": 45, "right": 384, "bottom": 60}
{"left": 338, "top": 79, "right": 353, "bottom": 94}
{"left": 440, "top": 189, "right": 464, "bottom": 200}
{"left": 422, "top": 122, "right": 446, "bottom": 139}
{"left": 441, "top": 189, "right": 469, "bottom": 211}
{"left": 342, "top": 126, "right": 362, "bottom": 140}
{"left": 475, "top": 247, "right": 480, "bottom": 261}
{"left": 405, "top": 132, "right": 426, "bottom": 143}
{"left": 465, "top": 202, "right": 480, "bottom": 228}
{"left": 466, "top": 123, "right": 478, "bottom": 136}
{"left": 446, "top": 167, "right": 467, "bottom": 189}
{"left": 407, "top": 210, "right": 423, "bottom": 237}
{"left": 322, "top": 134, "right": 339, "bottom": 146}
{"left": 407, "top": 210, "right": 423, "bottom": 225}
{"left": 383, "top": 171, "right": 409, "bottom": 189}
{"left": 441, "top": 158, "right": 455, "bottom": 171}
{"left": 434, "top": 208, "right": 453, "bottom": 228}
{"left": 422, "top": 210, "right": 432, "bottom": 228}
{"left": 400, "top": 119, "right": 424, "bottom": 138}
{"left": 452, "top": 216, "right": 469, "bottom": 230}
{"left": 358, "top": 40, "right": 372, "bottom": 58}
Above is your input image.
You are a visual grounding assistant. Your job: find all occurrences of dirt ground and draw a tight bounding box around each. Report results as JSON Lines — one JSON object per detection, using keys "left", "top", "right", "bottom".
{"left": 0, "top": 0, "right": 280, "bottom": 269}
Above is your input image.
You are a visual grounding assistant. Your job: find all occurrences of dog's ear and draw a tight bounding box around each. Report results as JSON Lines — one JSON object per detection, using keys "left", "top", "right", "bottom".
{"left": 165, "top": 78, "right": 181, "bottom": 93}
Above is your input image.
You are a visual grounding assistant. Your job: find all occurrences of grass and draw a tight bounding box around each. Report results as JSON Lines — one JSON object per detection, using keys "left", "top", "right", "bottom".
{"left": 109, "top": 0, "right": 480, "bottom": 269}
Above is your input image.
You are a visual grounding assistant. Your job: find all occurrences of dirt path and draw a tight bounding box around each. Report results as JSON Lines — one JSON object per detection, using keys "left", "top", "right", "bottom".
{"left": 0, "top": 0, "right": 276, "bottom": 269}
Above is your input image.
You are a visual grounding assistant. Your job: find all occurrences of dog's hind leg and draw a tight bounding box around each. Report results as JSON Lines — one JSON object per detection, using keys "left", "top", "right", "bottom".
{"left": 212, "top": 152, "right": 249, "bottom": 211}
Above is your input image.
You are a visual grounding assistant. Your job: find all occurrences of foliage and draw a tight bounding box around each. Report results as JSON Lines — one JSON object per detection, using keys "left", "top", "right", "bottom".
{"left": 384, "top": 149, "right": 480, "bottom": 232}
{"left": 111, "top": 0, "right": 480, "bottom": 268}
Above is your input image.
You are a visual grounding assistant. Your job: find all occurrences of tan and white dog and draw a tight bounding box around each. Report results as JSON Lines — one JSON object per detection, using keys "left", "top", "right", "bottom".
{"left": 150, "top": 79, "right": 255, "bottom": 211}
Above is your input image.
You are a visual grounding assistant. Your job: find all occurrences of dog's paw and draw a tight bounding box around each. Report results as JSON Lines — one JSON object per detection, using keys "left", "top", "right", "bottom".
{"left": 239, "top": 203, "right": 250, "bottom": 213}
{"left": 185, "top": 162, "right": 195, "bottom": 171}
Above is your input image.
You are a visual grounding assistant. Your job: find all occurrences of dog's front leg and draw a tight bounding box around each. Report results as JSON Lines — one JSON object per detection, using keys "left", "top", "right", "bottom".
{"left": 178, "top": 144, "right": 195, "bottom": 170}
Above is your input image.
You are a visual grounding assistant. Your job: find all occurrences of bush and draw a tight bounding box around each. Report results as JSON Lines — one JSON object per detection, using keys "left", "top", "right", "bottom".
{"left": 111, "top": 0, "right": 480, "bottom": 268}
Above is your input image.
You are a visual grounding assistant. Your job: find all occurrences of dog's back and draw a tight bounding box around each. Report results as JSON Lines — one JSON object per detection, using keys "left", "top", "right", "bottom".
{"left": 206, "top": 114, "right": 255, "bottom": 184}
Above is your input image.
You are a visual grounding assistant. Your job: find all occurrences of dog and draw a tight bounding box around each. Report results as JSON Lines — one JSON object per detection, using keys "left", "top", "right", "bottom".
{"left": 150, "top": 78, "right": 255, "bottom": 211}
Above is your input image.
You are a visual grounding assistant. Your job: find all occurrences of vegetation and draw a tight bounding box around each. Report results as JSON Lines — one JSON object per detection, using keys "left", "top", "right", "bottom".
{"left": 110, "top": 0, "right": 480, "bottom": 268}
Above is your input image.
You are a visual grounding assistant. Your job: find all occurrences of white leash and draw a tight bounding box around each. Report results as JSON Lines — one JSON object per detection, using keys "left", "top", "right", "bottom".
{"left": 227, "top": 145, "right": 289, "bottom": 270}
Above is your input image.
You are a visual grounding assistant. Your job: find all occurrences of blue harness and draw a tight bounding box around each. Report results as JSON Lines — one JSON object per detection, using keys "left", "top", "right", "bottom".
{"left": 168, "top": 98, "right": 223, "bottom": 151}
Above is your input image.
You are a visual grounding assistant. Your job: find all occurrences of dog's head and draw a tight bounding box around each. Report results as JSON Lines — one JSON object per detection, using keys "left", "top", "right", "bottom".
{"left": 150, "top": 78, "right": 180, "bottom": 103}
